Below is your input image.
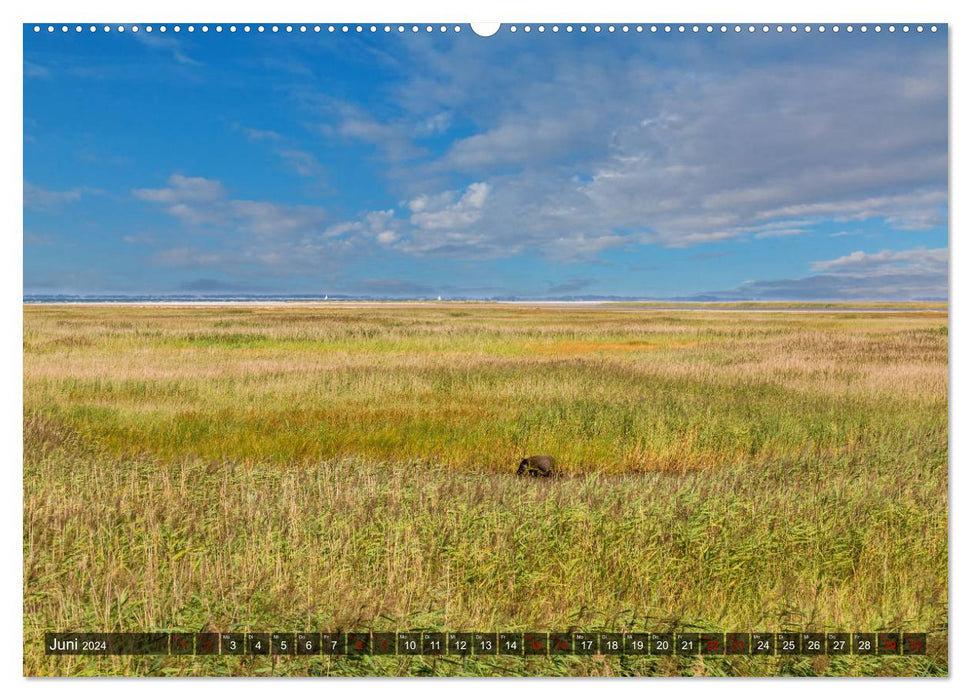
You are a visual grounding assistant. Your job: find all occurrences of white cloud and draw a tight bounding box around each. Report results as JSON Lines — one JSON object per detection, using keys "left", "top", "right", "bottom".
{"left": 409, "top": 182, "right": 489, "bottom": 230}
{"left": 227, "top": 200, "right": 329, "bottom": 236}
{"left": 754, "top": 189, "right": 946, "bottom": 229}
{"left": 330, "top": 104, "right": 425, "bottom": 161}
{"left": 133, "top": 174, "right": 225, "bottom": 204}
{"left": 415, "top": 112, "right": 453, "bottom": 137}
{"left": 442, "top": 117, "right": 593, "bottom": 171}
{"left": 315, "top": 36, "right": 946, "bottom": 260}
{"left": 321, "top": 209, "right": 400, "bottom": 245}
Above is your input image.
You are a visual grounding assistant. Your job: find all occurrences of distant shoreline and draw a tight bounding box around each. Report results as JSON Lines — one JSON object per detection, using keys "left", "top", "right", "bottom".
{"left": 21, "top": 299, "right": 947, "bottom": 313}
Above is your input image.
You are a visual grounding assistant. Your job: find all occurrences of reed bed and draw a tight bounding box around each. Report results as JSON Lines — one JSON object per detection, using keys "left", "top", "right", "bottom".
{"left": 23, "top": 304, "right": 948, "bottom": 676}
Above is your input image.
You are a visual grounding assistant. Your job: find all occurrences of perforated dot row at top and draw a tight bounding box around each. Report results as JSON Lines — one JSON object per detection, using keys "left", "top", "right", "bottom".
{"left": 31, "top": 24, "right": 941, "bottom": 35}
{"left": 506, "top": 24, "right": 938, "bottom": 34}
{"left": 31, "top": 24, "right": 466, "bottom": 34}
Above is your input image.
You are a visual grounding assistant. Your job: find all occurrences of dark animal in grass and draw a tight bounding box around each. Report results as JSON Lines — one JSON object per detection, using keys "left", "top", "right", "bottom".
{"left": 517, "top": 455, "right": 556, "bottom": 477}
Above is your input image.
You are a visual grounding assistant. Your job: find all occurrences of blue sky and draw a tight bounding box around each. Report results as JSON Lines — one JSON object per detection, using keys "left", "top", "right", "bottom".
{"left": 24, "top": 25, "right": 948, "bottom": 299}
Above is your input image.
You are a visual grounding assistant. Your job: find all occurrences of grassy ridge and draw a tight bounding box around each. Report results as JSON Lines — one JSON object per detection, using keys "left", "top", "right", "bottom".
{"left": 22, "top": 305, "right": 948, "bottom": 676}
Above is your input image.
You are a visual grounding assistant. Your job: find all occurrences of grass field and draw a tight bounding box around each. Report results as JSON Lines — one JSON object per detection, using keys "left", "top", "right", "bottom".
{"left": 23, "top": 303, "right": 948, "bottom": 676}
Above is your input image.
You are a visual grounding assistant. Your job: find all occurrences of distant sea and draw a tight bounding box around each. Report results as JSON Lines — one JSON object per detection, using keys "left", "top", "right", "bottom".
{"left": 23, "top": 294, "right": 945, "bottom": 312}
{"left": 22, "top": 294, "right": 680, "bottom": 304}
{"left": 24, "top": 294, "right": 377, "bottom": 304}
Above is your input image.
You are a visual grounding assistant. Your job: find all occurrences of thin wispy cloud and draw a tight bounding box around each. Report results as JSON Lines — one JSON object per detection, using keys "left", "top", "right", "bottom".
{"left": 811, "top": 246, "right": 947, "bottom": 274}
{"left": 132, "top": 32, "right": 201, "bottom": 66}
{"left": 234, "top": 123, "right": 327, "bottom": 182}
{"left": 134, "top": 174, "right": 330, "bottom": 236}
{"left": 24, "top": 60, "right": 51, "bottom": 79}
{"left": 24, "top": 182, "right": 100, "bottom": 210}
{"left": 704, "top": 246, "right": 948, "bottom": 301}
